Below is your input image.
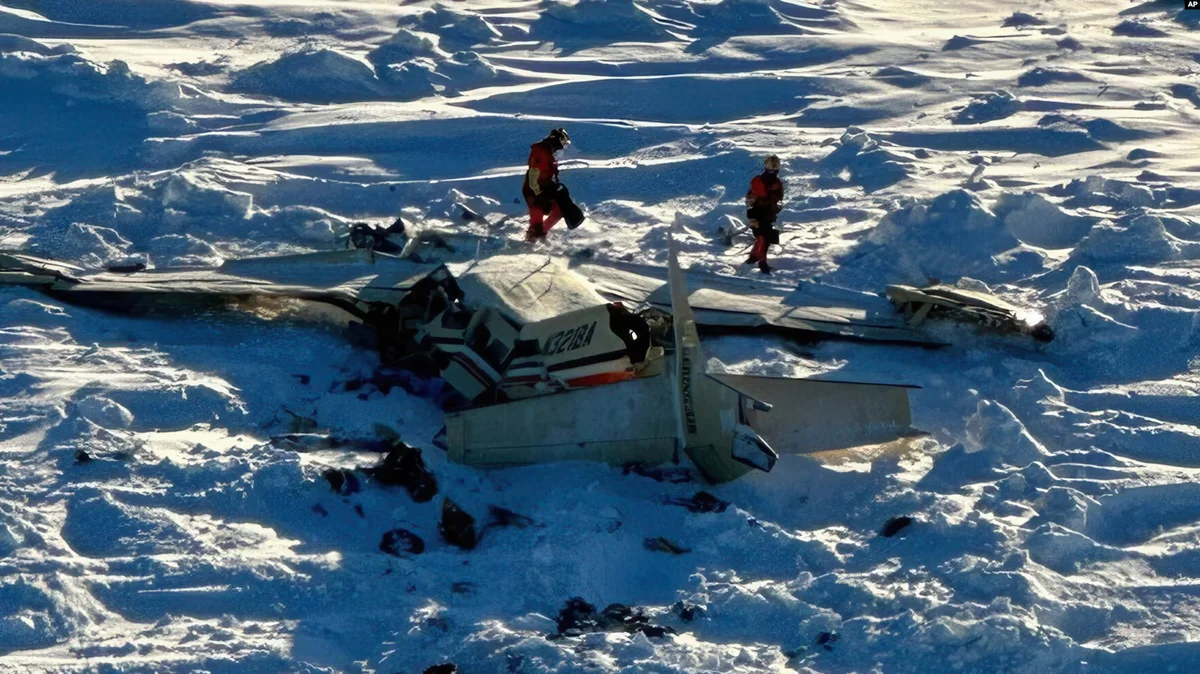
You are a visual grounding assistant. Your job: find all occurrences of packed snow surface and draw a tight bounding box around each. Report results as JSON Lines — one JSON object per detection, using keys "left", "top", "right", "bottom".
{"left": 2, "top": 0, "right": 1200, "bottom": 672}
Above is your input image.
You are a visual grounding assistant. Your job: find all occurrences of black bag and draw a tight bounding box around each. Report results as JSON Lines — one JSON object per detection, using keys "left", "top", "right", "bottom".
{"left": 534, "top": 187, "right": 554, "bottom": 212}
{"left": 553, "top": 184, "right": 586, "bottom": 230}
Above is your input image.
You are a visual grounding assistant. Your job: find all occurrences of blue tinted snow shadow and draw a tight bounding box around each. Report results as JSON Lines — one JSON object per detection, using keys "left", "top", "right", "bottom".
{"left": 168, "top": 116, "right": 687, "bottom": 183}
{"left": 0, "top": 85, "right": 152, "bottom": 181}
{"left": 1084, "top": 643, "right": 1200, "bottom": 674}
{"left": 484, "top": 43, "right": 875, "bottom": 78}
{"left": 461, "top": 75, "right": 843, "bottom": 125}
{"left": 171, "top": 147, "right": 762, "bottom": 220}
{"left": 881, "top": 126, "right": 1106, "bottom": 157}
{"left": 0, "top": 0, "right": 220, "bottom": 30}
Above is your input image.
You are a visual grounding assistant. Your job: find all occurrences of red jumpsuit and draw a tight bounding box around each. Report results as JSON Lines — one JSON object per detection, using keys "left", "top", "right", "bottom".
{"left": 522, "top": 141, "right": 562, "bottom": 239}
{"left": 746, "top": 171, "right": 784, "bottom": 266}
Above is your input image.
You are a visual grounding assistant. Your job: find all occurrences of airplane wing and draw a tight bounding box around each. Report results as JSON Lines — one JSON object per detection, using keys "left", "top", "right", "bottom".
{"left": 574, "top": 257, "right": 944, "bottom": 347}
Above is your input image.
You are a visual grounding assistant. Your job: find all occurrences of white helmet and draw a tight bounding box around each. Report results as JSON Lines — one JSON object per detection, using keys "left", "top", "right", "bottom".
{"left": 764, "top": 155, "right": 781, "bottom": 171}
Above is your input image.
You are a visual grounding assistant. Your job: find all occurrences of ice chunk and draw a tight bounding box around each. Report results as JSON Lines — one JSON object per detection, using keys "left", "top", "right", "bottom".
{"left": 964, "top": 400, "right": 1047, "bottom": 467}
{"left": 231, "top": 49, "right": 382, "bottom": 104}
{"left": 993, "top": 192, "right": 1096, "bottom": 248}
{"left": 75, "top": 395, "right": 134, "bottom": 429}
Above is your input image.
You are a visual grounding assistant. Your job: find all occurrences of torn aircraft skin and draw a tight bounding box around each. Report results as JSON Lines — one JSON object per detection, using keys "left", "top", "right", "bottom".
{"left": 886, "top": 283, "right": 1055, "bottom": 342}
{"left": 0, "top": 239, "right": 924, "bottom": 483}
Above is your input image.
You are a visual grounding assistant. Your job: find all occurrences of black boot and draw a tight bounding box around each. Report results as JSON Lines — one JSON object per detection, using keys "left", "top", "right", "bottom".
{"left": 758, "top": 260, "right": 772, "bottom": 274}
{"left": 744, "top": 254, "right": 759, "bottom": 265}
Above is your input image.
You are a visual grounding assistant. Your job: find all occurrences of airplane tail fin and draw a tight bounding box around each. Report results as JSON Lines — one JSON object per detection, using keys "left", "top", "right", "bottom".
{"left": 667, "top": 218, "right": 777, "bottom": 481}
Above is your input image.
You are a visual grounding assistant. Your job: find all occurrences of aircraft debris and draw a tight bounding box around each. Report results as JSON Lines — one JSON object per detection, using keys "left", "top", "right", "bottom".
{"left": 887, "top": 283, "right": 1054, "bottom": 342}
{"left": 323, "top": 468, "right": 361, "bottom": 496}
{"left": 623, "top": 462, "right": 694, "bottom": 483}
{"left": 439, "top": 498, "right": 478, "bottom": 550}
{"left": 366, "top": 443, "right": 438, "bottom": 503}
{"left": 553, "top": 597, "right": 675, "bottom": 639}
{"left": 643, "top": 536, "right": 691, "bottom": 555}
{"left": 666, "top": 491, "right": 729, "bottom": 513}
{"left": 671, "top": 600, "right": 707, "bottom": 622}
{"left": 817, "top": 631, "right": 841, "bottom": 651}
{"left": 380, "top": 528, "right": 425, "bottom": 556}
{"left": 485, "top": 505, "right": 536, "bottom": 530}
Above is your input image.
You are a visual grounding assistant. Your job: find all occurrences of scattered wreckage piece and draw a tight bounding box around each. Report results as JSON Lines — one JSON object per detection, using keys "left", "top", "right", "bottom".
{"left": 666, "top": 492, "right": 729, "bottom": 513}
{"left": 553, "top": 597, "right": 676, "bottom": 639}
{"left": 380, "top": 528, "right": 425, "bottom": 556}
{"left": 307, "top": 439, "right": 439, "bottom": 501}
{"left": 644, "top": 536, "right": 691, "bottom": 555}
{"left": 886, "top": 283, "right": 1054, "bottom": 342}
{"left": 323, "top": 468, "right": 362, "bottom": 496}
{"left": 346, "top": 217, "right": 496, "bottom": 263}
{"left": 439, "top": 498, "right": 478, "bottom": 550}
{"left": 347, "top": 219, "right": 410, "bottom": 255}
{"left": 716, "top": 218, "right": 750, "bottom": 247}
{"left": 365, "top": 443, "right": 439, "bottom": 503}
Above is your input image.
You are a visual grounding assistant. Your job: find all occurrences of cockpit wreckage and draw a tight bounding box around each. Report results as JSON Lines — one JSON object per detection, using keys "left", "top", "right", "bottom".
{"left": 0, "top": 227, "right": 1040, "bottom": 483}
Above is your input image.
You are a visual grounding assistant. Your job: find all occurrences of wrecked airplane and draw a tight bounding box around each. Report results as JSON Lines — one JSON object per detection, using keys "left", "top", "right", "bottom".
{"left": 0, "top": 227, "right": 926, "bottom": 483}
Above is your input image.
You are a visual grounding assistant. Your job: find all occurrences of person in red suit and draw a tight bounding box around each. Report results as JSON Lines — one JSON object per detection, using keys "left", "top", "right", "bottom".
{"left": 522, "top": 128, "right": 570, "bottom": 241}
{"left": 744, "top": 154, "right": 784, "bottom": 273}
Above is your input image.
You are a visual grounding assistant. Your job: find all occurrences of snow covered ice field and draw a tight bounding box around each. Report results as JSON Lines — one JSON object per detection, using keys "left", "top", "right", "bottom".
{"left": 1, "top": 0, "right": 1200, "bottom": 671}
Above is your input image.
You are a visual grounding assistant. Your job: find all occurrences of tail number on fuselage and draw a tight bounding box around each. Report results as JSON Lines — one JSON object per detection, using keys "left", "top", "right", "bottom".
{"left": 544, "top": 321, "right": 598, "bottom": 357}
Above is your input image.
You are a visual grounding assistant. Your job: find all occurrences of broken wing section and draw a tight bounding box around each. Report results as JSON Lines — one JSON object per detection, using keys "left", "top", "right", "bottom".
{"left": 0, "top": 252, "right": 82, "bottom": 285}
{"left": 886, "top": 283, "right": 1053, "bottom": 342}
{"left": 667, "top": 225, "right": 778, "bottom": 483}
